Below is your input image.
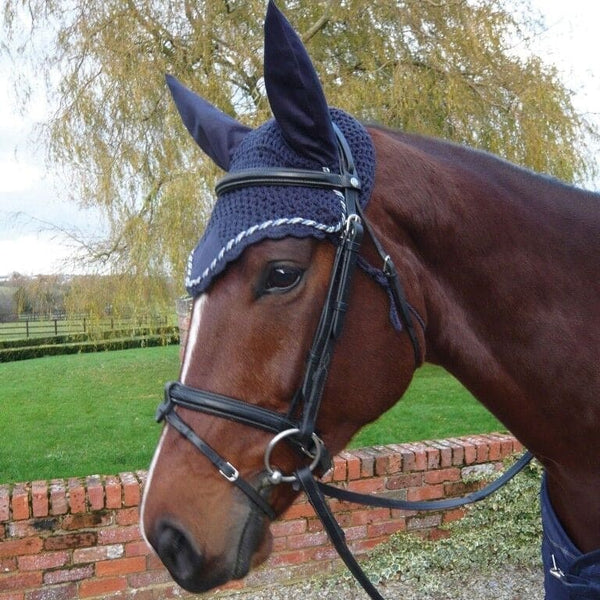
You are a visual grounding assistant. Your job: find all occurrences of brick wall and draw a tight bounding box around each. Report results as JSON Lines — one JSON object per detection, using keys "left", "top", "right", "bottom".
{"left": 0, "top": 434, "right": 523, "bottom": 599}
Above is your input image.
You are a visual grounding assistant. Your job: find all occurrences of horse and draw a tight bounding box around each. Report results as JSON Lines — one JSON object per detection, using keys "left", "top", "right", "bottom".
{"left": 140, "top": 3, "right": 600, "bottom": 598}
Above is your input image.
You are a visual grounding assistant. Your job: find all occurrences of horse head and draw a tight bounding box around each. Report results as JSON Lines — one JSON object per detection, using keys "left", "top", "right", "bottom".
{"left": 141, "top": 2, "right": 424, "bottom": 592}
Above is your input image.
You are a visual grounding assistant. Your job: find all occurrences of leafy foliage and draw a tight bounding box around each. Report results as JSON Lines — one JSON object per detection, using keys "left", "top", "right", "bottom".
{"left": 2, "top": 1, "right": 596, "bottom": 294}
{"left": 358, "top": 458, "right": 543, "bottom": 590}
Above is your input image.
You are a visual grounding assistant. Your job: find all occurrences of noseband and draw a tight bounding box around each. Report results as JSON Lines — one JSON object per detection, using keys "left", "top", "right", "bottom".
{"left": 155, "top": 125, "right": 532, "bottom": 600}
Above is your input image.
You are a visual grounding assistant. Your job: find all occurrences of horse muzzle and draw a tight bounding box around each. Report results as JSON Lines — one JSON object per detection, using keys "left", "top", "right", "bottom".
{"left": 148, "top": 503, "right": 272, "bottom": 593}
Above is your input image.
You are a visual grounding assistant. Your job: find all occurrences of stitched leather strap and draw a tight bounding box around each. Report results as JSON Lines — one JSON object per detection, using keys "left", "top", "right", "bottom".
{"left": 297, "top": 466, "right": 386, "bottom": 600}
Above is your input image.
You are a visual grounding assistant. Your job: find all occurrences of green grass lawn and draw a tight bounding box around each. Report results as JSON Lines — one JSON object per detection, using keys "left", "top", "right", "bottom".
{"left": 0, "top": 347, "right": 504, "bottom": 483}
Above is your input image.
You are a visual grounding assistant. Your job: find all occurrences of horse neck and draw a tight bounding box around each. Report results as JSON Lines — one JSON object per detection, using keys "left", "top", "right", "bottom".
{"left": 368, "top": 127, "right": 600, "bottom": 460}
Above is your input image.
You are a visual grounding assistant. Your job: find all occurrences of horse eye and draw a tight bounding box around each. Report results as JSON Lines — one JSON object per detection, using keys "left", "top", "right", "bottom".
{"left": 263, "top": 265, "right": 304, "bottom": 293}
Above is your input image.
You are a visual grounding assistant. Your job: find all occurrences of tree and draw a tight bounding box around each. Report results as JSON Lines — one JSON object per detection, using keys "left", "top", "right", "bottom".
{"left": 2, "top": 0, "right": 596, "bottom": 295}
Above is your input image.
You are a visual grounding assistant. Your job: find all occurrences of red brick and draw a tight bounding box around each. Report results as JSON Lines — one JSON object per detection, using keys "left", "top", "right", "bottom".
{"left": 444, "top": 439, "right": 465, "bottom": 465}
{"left": 468, "top": 436, "right": 489, "bottom": 463}
{"left": 0, "top": 591, "right": 22, "bottom": 600}
{"left": 349, "top": 507, "right": 390, "bottom": 526}
{"left": 349, "top": 537, "right": 386, "bottom": 554}
{"left": 462, "top": 441, "right": 477, "bottom": 464}
{"left": 339, "top": 451, "right": 361, "bottom": 480}
{"left": 119, "top": 473, "right": 140, "bottom": 507}
{"left": 79, "top": 576, "right": 127, "bottom": 598}
{"left": 30, "top": 483, "right": 48, "bottom": 519}
{"left": 266, "top": 548, "right": 313, "bottom": 568}
{"left": 424, "top": 467, "right": 461, "bottom": 485}
{"left": 407, "top": 484, "right": 444, "bottom": 502}
{"left": 67, "top": 479, "right": 86, "bottom": 514}
{"left": 332, "top": 456, "right": 347, "bottom": 482}
{"left": 61, "top": 513, "right": 109, "bottom": 531}
{"left": 343, "top": 525, "right": 368, "bottom": 541}
{"left": 72, "top": 544, "right": 123, "bottom": 564}
{"left": 97, "top": 525, "right": 141, "bottom": 545}
{"left": 0, "top": 487, "right": 9, "bottom": 523}
{"left": 11, "top": 485, "right": 30, "bottom": 521}
{"left": 116, "top": 507, "right": 139, "bottom": 526}
{"left": 430, "top": 441, "right": 453, "bottom": 467}
{"left": 386, "top": 472, "right": 422, "bottom": 490}
{"left": 286, "top": 531, "right": 328, "bottom": 550}
{"left": 7, "top": 520, "right": 57, "bottom": 539}
{"left": 409, "top": 443, "right": 428, "bottom": 470}
{"left": 0, "top": 571, "right": 42, "bottom": 592}
{"left": 25, "top": 582, "right": 77, "bottom": 600}
{"left": 367, "top": 520, "right": 406, "bottom": 538}
{"left": 95, "top": 555, "right": 146, "bottom": 577}
{"left": 406, "top": 513, "right": 442, "bottom": 531}
{"left": 0, "top": 538, "right": 43, "bottom": 559}
{"left": 280, "top": 502, "right": 315, "bottom": 520}
{"left": 104, "top": 477, "right": 122, "bottom": 509}
{"left": 270, "top": 519, "right": 306, "bottom": 539}
{"left": 442, "top": 508, "right": 466, "bottom": 524}
{"left": 126, "top": 569, "right": 172, "bottom": 590}
{"left": 312, "top": 545, "right": 339, "bottom": 561}
{"left": 86, "top": 477, "right": 104, "bottom": 511}
{"left": 347, "top": 478, "right": 385, "bottom": 494}
{"left": 397, "top": 446, "right": 416, "bottom": 472}
{"left": 49, "top": 481, "right": 67, "bottom": 516}
{"left": 352, "top": 449, "right": 376, "bottom": 477}
{"left": 44, "top": 533, "right": 96, "bottom": 551}
{"left": 124, "top": 541, "right": 151, "bottom": 558}
{"left": 484, "top": 435, "right": 502, "bottom": 461}
{"left": 43, "top": 565, "right": 93, "bottom": 585}
{"left": 18, "top": 551, "right": 69, "bottom": 571}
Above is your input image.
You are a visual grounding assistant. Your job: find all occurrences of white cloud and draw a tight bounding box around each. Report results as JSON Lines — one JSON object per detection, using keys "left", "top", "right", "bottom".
{"left": 0, "top": 233, "right": 75, "bottom": 277}
{"left": 0, "top": 159, "right": 43, "bottom": 194}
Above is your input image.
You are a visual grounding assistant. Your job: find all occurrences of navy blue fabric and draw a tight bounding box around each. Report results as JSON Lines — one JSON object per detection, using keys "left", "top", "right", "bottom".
{"left": 264, "top": 0, "right": 338, "bottom": 166}
{"left": 185, "top": 108, "right": 376, "bottom": 296}
{"left": 541, "top": 474, "right": 600, "bottom": 599}
{"left": 166, "top": 74, "right": 251, "bottom": 170}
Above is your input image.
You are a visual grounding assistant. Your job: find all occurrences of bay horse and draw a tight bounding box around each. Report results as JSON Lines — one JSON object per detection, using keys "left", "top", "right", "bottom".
{"left": 141, "top": 3, "right": 600, "bottom": 598}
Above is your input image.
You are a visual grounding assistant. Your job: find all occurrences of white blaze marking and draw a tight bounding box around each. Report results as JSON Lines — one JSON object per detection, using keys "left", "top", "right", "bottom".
{"left": 140, "top": 293, "right": 209, "bottom": 545}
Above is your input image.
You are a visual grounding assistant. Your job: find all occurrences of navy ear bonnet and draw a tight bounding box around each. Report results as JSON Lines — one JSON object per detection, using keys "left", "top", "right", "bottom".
{"left": 168, "top": 1, "right": 376, "bottom": 296}
{"left": 185, "top": 110, "right": 375, "bottom": 296}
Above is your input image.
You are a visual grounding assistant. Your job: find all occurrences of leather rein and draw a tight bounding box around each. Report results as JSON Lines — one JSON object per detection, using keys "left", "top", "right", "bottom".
{"left": 155, "top": 125, "right": 533, "bottom": 600}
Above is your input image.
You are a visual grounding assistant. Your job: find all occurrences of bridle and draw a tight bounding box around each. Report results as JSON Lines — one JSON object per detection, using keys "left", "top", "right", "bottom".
{"left": 155, "top": 124, "right": 532, "bottom": 600}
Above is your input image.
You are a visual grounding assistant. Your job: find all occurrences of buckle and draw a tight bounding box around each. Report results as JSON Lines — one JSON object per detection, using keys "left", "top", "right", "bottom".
{"left": 550, "top": 554, "right": 565, "bottom": 580}
{"left": 219, "top": 462, "right": 239, "bottom": 482}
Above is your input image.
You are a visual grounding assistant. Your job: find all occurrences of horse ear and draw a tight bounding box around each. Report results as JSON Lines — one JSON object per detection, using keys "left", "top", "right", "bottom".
{"left": 264, "top": 1, "right": 338, "bottom": 166}
{"left": 166, "top": 74, "right": 251, "bottom": 171}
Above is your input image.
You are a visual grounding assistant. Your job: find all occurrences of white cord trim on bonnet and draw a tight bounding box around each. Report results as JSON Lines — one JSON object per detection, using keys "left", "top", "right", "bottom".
{"left": 185, "top": 190, "right": 347, "bottom": 291}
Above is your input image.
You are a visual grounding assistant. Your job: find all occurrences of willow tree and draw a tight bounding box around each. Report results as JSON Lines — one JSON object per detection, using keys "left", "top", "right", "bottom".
{"left": 2, "top": 0, "right": 595, "bottom": 301}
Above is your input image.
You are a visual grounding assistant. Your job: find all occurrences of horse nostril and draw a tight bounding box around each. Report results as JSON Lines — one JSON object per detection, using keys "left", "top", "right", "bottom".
{"left": 155, "top": 520, "right": 203, "bottom": 583}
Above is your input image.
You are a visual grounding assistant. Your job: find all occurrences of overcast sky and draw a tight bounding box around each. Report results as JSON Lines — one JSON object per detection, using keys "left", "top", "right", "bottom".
{"left": 0, "top": 0, "right": 598, "bottom": 277}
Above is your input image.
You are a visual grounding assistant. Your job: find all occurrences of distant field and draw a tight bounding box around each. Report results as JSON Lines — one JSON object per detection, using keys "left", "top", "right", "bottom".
{"left": 0, "top": 314, "right": 176, "bottom": 341}
{"left": 0, "top": 347, "right": 504, "bottom": 483}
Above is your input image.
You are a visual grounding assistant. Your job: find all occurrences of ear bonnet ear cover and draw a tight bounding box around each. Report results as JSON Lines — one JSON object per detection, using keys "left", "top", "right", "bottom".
{"left": 178, "top": 2, "right": 376, "bottom": 296}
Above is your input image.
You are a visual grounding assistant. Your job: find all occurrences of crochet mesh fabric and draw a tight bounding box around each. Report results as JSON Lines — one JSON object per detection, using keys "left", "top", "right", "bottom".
{"left": 185, "top": 108, "right": 376, "bottom": 296}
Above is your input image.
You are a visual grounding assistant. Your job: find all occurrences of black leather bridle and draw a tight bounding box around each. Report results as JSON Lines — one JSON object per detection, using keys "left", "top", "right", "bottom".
{"left": 155, "top": 124, "right": 532, "bottom": 600}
